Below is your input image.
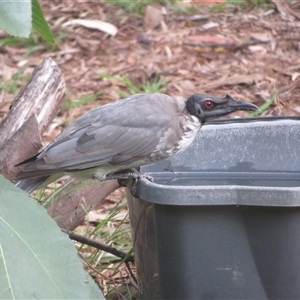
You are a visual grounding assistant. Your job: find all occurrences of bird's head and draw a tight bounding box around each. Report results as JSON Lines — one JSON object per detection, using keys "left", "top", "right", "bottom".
{"left": 186, "top": 93, "right": 258, "bottom": 123}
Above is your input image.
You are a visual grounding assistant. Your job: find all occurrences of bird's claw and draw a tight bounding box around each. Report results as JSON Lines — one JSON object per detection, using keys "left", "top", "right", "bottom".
{"left": 106, "top": 169, "right": 153, "bottom": 197}
{"left": 128, "top": 172, "right": 153, "bottom": 198}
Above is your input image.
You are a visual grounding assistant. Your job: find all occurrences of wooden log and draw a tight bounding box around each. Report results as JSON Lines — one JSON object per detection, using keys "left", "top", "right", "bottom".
{"left": 47, "top": 179, "right": 120, "bottom": 230}
{"left": 0, "top": 57, "right": 65, "bottom": 181}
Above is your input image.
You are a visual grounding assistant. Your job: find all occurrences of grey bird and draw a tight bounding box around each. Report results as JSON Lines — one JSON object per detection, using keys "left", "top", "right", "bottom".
{"left": 15, "top": 93, "right": 258, "bottom": 193}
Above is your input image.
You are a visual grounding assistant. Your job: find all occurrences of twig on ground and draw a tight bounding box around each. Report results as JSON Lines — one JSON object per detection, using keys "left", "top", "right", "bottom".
{"left": 62, "top": 228, "right": 135, "bottom": 263}
{"left": 125, "top": 261, "right": 138, "bottom": 285}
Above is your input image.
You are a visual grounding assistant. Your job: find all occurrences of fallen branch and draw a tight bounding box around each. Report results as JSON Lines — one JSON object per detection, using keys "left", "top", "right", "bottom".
{"left": 0, "top": 57, "right": 65, "bottom": 181}
{"left": 62, "top": 228, "right": 134, "bottom": 263}
{"left": 47, "top": 179, "right": 120, "bottom": 230}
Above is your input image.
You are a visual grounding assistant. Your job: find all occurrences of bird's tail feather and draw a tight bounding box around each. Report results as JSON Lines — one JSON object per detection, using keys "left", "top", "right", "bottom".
{"left": 15, "top": 176, "right": 50, "bottom": 194}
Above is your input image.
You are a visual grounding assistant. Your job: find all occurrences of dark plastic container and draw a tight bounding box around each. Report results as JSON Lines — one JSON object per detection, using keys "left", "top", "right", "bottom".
{"left": 126, "top": 117, "right": 300, "bottom": 300}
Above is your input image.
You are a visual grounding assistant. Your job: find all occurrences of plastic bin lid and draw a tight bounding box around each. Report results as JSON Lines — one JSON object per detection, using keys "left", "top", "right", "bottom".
{"left": 135, "top": 117, "right": 300, "bottom": 207}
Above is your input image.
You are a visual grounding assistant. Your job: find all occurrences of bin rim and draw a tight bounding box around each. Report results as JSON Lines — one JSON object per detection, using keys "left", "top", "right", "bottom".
{"left": 206, "top": 116, "right": 300, "bottom": 126}
{"left": 133, "top": 177, "right": 300, "bottom": 206}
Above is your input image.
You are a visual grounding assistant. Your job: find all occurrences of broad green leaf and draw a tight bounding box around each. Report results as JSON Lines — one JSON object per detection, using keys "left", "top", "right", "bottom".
{"left": 0, "top": 176, "right": 104, "bottom": 299}
{"left": 0, "top": 0, "right": 31, "bottom": 37}
{"left": 32, "top": 0, "right": 55, "bottom": 44}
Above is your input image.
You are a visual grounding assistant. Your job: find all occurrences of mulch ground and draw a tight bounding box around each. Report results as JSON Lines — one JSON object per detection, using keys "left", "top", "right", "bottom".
{"left": 1, "top": 0, "right": 300, "bottom": 298}
{"left": 1, "top": 1, "right": 300, "bottom": 127}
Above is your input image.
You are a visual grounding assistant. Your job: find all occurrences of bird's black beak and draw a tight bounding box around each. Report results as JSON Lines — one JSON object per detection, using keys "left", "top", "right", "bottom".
{"left": 225, "top": 94, "right": 259, "bottom": 112}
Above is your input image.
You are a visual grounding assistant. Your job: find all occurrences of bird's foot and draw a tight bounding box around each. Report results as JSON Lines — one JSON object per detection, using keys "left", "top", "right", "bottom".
{"left": 106, "top": 168, "right": 153, "bottom": 183}
{"left": 105, "top": 169, "right": 153, "bottom": 197}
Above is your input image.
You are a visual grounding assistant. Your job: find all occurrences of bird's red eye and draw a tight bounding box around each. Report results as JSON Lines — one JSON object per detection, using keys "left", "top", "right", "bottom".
{"left": 204, "top": 100, "right": 214, "bottom": 109}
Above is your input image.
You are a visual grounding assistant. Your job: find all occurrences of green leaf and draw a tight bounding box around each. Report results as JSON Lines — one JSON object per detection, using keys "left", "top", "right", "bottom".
{"left": 0, "top": 176, "right": 104, "bottom": 299}
{"left": 32, "top": 0, "right": 55, "bottom": 44}
{"left": 0, "top": 0, "right": 32, "bottom": 37}
{"left": 248, "top": 91, "right": 278, "bottom": 117}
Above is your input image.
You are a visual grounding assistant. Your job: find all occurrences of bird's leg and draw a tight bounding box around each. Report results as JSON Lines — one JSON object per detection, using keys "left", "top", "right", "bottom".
{"left": 105, "top": 168, "right": 153, "bottom": 182}
{"left": 105, "top": 168, "right": 153, "bottom": 197}
{"left": 105, "top": 169, "right": 139, "bottom": 181}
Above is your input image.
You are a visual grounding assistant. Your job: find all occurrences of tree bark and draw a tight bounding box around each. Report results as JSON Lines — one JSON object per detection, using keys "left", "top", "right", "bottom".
{"left": 47, "top": 179, "right": 120, "bottom": 230}
{"left": 0, "top": 57, "right": 65, "bottom": 181}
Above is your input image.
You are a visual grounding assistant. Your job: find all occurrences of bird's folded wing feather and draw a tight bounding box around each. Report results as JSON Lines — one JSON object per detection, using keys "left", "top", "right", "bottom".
{"left": 17, "top": 93, "right": 185, "bottom": 178}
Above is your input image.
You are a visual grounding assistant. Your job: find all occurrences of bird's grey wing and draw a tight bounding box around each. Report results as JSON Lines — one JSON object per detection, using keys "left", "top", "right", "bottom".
{"left": 17, "top": 93, "right": 183, "bottom": 178}
{"left": 41, "top": 119, "right": 170, "bottom": 170}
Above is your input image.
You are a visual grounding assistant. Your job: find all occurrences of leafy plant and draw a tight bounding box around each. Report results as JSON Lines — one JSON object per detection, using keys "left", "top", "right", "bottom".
{"left": 0, "top": 0, "right": 54, "bottom": 43}
{"left": 0, "top": 68, "right": 30, "bottom": 94}
{"left": 63, "top": 91, "right": 103, "bottom": 110}
{"left": 169, "top": 3, "right": 198, "bottom": 14}
{"left": 248, "top": 91, "right": 278, "bottom": 117}
{"left": 227, "top": 0, "right": 273, "bottom": 7}
{"left": 32, "top": 0, "right": 55, "bottom": 43}
{"left": 99, "top": 73, "right": 166, "bottom": 98}
{"left": 0, "top": 176, "right": 104, "bottom": 299}
{"left": 74, "top": 195, "right": 134, "bottom": 297}
{"left": 105, "top": 0, "right": 177, "bottom": 14}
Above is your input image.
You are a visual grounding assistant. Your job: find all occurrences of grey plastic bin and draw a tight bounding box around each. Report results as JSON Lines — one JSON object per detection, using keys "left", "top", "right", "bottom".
{"left": 126, "top": 117, "right": 300, "bottom": 300}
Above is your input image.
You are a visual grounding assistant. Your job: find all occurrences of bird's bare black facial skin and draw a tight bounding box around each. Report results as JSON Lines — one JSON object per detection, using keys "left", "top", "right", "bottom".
{"left": 186, "top": 94, "right": 223, "bottom": 123}
{"left": 186, "top": 93, "right": 258, "bottom": 124}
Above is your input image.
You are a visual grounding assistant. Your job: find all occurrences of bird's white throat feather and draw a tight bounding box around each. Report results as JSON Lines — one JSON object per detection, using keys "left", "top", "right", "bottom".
{"left": 177, "top": 115, "right": 201, "bottom": 154}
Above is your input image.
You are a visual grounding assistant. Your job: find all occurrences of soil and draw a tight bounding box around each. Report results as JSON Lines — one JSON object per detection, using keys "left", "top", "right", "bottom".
{"left": 1, "top": 1, "right": 300, "bottom": 132}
